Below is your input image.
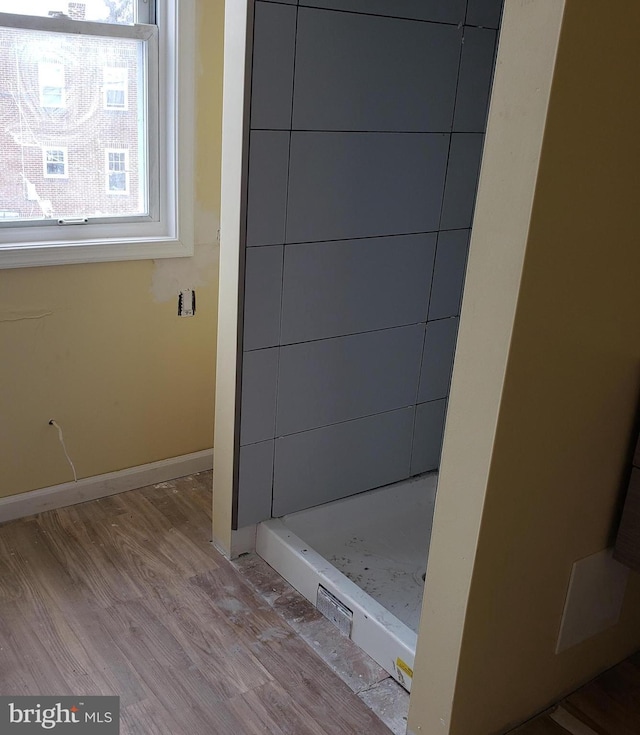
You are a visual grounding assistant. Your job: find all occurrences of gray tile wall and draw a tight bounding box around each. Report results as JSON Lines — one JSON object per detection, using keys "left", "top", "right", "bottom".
{"left": 428, "top": 230, "right": 470, "bottom": 321}
{"left": 411, "top": 400, "right": 448, "bottom": 476}
{"left": 250, "top": 2, "right": 297, "bottom": 130}
{"left": 237, "top": 0, "right": 502, "bottom": 524}
{"left": 276, "top": 325, "right": 424, "bottom": 436}
{"left": 293, "top": 9, "right": 461, "bottom": 132}
{"left": 466, "top": 0, "right": 503, "bottom": 28}
{"left": 281, "top": 234, "right": 436, "bottom": 344}
{"left": 237, "top": 441, "right": 275, "bottom": 527}
{"left": 418, "top": 318, "right": 460, "bottom": 403}
{"left": 243, "top": 245, "right": 283, "bottom": 351}
{"left": 240, "top": 348, "right": 278, "bottom": 446}
{"left": 246, "top": 131, "right": 289, "bottom": 247}
{"left": 454, "top": 27, "right": 499, "bottom": 133}
{"left": 298, "top": 0, "right": 466, "bottom": 24}
{"left": 273, "top": 408, "right": 415, "bottom": 516}
{"left": 286, "top": 132, "right": 449, "bottom": 243}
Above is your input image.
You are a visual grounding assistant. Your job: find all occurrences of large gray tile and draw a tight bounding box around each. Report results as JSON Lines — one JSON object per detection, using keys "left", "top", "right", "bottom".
{"left": 243, "top": 245, "right": 283, "bottom": 351}
{"left": 286, "top": 132, "right": 449, "bottom": 243}
{"left": 453, "top": 27, "right": 497, "bottom": 133}
{"left": 466, "top": 0, "right": 503, "bottom": 28}
{"left": 293, "top": 8, "right": 461, "bottom": 132}
{"left": 276, "top": 325, "right": 424, "bottom": 435}
{"left": 240, "top": 347, "right": 279, "bottom": 446}
{"left": 246, "top": 131, "right": 290, "bottom": 247}
{"left": 411, "top": 400, "right": 447, "bottom": 474}
{"left": 298, "top": 0, "right": 465, "bottom": 24}
{"left": 273, "top": 407, "right": 414, "bottom": 515}
{"left": 428, "top": 230, "right": 470, "bottom": 320}
{"left": 262, "top": 0, "right": 296, "bottom": 4}
{"left": 281, "top": 234, "right": 436, "bottom": 344}
{"left": 440, "top": 133, "right": 484, "bottom": 231}
{"left": 418, "top": 317, "right": 459, "bottom": 403}
{"left": 237, "top": 440, "right": 274, "bottom": 527}
{"left": 251, "top": 2, "right": 297, "bottom": 130}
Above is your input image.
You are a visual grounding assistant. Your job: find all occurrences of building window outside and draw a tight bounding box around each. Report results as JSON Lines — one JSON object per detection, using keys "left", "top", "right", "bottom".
{"left": 106, "top": 149, "right": 129, "bottom": 194}
{"left": 38, "top": 62, "right": 66, "bottom": 108}
{"left": 104, "top": 66, "right": 128, "bottom": 110}
{"left": 43, "top": 148, "right": 68, "bottom": 178}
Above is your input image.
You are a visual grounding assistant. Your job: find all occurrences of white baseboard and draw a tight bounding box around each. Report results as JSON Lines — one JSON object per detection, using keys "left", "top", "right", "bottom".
{"left": 0, "top": 449, "right": 213, "bottom": 525}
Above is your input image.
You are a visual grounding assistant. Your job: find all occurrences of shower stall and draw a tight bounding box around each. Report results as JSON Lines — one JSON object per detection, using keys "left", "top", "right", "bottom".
{"left": 217, "top": 0, "right": 503, "bottom": 690}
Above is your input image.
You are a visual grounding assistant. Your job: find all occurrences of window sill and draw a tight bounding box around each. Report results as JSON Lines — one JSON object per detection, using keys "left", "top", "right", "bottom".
{"left": 0, "top": 234, "right": 194, "bottom": 269}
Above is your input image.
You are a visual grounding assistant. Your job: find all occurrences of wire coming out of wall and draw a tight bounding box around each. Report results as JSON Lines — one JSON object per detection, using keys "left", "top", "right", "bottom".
{"left": 49, "top": 419, "right": 78, "bottom": 483}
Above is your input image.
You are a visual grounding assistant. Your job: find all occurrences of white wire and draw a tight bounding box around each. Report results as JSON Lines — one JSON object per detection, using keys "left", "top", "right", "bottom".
{"left": 49, "top": 420, "right": 78, "bottom": 483}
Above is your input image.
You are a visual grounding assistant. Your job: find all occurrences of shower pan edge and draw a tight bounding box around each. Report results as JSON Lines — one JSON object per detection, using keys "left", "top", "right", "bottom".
{"left": 256, "top": 517, "right": 419, "bottom": 691}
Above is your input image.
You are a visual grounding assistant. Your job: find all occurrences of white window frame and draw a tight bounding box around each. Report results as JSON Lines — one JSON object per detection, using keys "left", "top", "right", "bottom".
{"left": 105, "top": 149, "right": 130, "bottom": 194}
{"left": 42, "top": 146, "right": 68, "bottom": 178}
{"left": 38, "top": 61, "right": 66, "bottom": 108}
{"left": 0, "top": 1, "right": 195, "bottom": 269}
{"left": 103, "top": 66, "right": 128, "bottom": 110}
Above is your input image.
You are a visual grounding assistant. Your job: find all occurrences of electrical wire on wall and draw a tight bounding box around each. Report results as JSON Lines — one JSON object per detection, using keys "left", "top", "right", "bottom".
{"left": 49, "top": 419, "right": 78, "bottom": 483}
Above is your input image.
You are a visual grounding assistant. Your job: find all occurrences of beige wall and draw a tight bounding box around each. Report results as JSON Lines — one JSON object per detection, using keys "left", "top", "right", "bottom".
{"left": 0, "top": 1, "right": 224, "bottom": 497}
{"left": 409, "top": 1, "right": 640, "bottom": 733}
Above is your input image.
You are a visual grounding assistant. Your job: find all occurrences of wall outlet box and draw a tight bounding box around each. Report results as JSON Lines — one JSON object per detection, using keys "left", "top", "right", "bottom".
{"left": 178, "top": 289, "right": 196, "bottom": 317}
{"left": 556, "top": 548, "right": 629, "bottom": 653}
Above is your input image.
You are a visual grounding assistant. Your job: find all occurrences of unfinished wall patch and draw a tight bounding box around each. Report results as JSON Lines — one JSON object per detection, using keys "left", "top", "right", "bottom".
{"left": 151, "top": 241, "right": 219, "bottom": 304}
{"left": 194, "top": 205, "right": 220, "bottom": 247}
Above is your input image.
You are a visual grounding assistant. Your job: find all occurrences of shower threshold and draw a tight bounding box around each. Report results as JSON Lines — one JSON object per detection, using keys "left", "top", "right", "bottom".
{"left": 256, "top": 473, "right": 438, "bottom": 691}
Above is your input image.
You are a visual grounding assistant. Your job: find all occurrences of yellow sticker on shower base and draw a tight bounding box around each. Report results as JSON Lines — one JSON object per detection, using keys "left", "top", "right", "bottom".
{"left": 396, "top": 658, "right": 413, "bottom": 679}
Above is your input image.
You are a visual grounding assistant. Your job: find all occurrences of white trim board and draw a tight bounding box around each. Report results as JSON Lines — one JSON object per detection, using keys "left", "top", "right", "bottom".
{"left": 0, "top": 449, "right": 213, "bottom": 524}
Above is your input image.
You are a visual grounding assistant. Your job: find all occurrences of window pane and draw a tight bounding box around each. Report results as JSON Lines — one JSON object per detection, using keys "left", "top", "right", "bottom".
{"left": 44, "top": 148, "right": 67, "bottom": 176}
{"left": 106, "top": 88, "right": 124, "bottom": 107}
{"left": 39, "top": 62, "right": 65, "bottom": 106}
{"left": 0, "top": 1, "right": 137, "bottom": 25}
{"left": 104, "top": 65, "right": 127, "bottom": 108}
{"left": 44, "top": 148, "right": 66, "bottom": 176}
{"left": 109, "top": 172, "right": 126, "bottom": 191}
{"left": 0, "top": 26, "right": 147, "bottom": 220}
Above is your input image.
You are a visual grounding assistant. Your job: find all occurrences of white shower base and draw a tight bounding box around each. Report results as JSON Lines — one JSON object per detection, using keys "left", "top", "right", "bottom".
{"left": 256, "top": 473, "right": 437, "bottom": 691}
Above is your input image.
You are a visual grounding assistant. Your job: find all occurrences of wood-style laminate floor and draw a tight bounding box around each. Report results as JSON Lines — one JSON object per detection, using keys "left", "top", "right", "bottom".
{"left": 513, "top": 653, "right": 640, "bottom": 735}
{"left": 0, "top": 472, "right": 392, "bottom": 735}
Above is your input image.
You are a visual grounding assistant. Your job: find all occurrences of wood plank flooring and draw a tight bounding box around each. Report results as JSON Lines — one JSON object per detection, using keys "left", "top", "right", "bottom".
{"left": 3, "top": 472, "right": 640, "bottom": 735}
{"left": 0, "top": 473, "right": 392, "bottom": 735}
{"left": 514, "top": 653, "right": 640, "bottom": 735}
